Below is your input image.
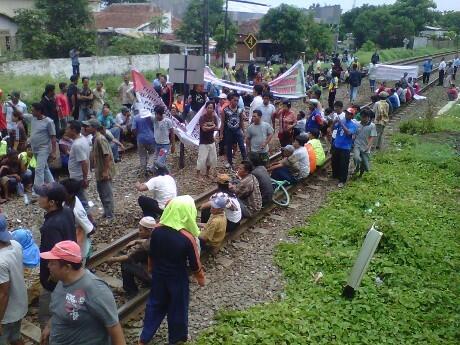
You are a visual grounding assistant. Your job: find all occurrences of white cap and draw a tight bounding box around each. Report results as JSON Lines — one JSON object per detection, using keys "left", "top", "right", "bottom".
{"left": 218, "top": 93, "right": 227, "bottom": 99}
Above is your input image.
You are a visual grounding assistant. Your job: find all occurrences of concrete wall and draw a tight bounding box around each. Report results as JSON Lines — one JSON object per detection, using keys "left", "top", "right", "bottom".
{"left": 0, "top": 54, "right": 171, "bottom": 77}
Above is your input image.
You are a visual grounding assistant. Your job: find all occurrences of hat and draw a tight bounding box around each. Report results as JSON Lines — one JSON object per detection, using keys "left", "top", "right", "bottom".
{"left": 81, "top": 118, "right": 100, "bottom": 128}
{"left": 10, "top": 91, "right": 20, "bottom": 98}
{"left": 11, "top": 228, "right": 40, "bottom": 267}
{"left": 309, "top": 98, "right": 319, "bottom": 105}
{"left": 40, "top": 240, "right": 82, "bottom": 263}
{"left": 210, "top": 194, "right": 227, "bottom": 209}
{"left": 34, "top": 182, "right": 67, "bottom": 203}
{"left": 318, "top": 76, "right": 325, "bottom": 81}
{"left": 139, "top": 216, "right": 156, "bottom": 229}
{"left": 379, "top": 91, "right": 389, "bottom": 98}
{"left": 121, "top": 106, "right": 130, "bottom": 113}
{"left": 0, "top": 215, "right": 11, "bottom": 242}
{"left": 218, "top": 93, "right": 227, "bottom": 99}
{"left": 345, "top": 107, "right": 357, "bottom": 116}
{"left": 216, "top": 173, "right": 231, "bottom": 184}
{"left": 282, "top": 145, "right": 295, "bottom": 153}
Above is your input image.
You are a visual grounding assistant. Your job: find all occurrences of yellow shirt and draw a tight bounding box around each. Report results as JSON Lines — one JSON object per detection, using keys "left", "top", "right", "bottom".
{"left": 18, "top": 151, "right": 37, "bottom": 169}
{"left": 200, "top": 213, "right": 227, "bottom": 248}
{"left": 308, "top": 139, "right": 326, "bottom": 166}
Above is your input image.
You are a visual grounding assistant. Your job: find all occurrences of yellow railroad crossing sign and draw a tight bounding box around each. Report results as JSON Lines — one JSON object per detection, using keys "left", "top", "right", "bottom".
{"left": 244, "top": 33, "right": 257, "bottom": 50}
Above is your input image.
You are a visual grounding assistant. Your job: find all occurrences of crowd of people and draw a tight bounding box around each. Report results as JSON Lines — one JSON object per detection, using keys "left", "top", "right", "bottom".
{"left": 0, "top": 50, "right": 457, "bottom": 344}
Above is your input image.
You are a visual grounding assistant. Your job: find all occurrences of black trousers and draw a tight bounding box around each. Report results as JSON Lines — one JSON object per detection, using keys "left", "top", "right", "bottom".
{"left": 454, "top": 66, "right": 457, "bottom": 80}
{"left": 331, "top": 147, "right": 351, "bottom": 183}
{"left": 138, "top": 195, "right": 163, "bottom": 218}
{"left": 422, "top": 72, "right": 430, "bottom": 84}
{"left": 328, "top": 89, "right": 336, "bottom": 109}
{"left": 438, "top": 70, "right": 445, "bottom": 85}
{"left": 201, "top": 207, "right": 239, "bottom": 232}
{"left": 121, "top": 260, "right": 151, "bottom": 295}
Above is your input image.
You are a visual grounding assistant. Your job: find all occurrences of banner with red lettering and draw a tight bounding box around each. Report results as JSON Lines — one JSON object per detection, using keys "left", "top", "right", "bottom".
{"left": 131, "top": 69, "right": 202, "bottom": 146}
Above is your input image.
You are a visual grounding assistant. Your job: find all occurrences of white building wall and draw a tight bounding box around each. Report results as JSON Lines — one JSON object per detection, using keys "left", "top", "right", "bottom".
{"left": 0, "top": 54, "right": 171, "bottom": 77}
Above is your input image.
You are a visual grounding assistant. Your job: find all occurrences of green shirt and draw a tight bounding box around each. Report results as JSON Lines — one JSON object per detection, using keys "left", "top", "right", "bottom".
{"left": 92, "top": 133, "right": 116, "bottom": 181}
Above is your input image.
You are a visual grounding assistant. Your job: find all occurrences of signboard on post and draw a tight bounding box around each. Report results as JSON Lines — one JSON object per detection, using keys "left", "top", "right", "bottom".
{"left": 244, "top": 33, "right": 257, "bottom": 50}
{"left": 169, "top": 54, "right": 205, "bottom": 85}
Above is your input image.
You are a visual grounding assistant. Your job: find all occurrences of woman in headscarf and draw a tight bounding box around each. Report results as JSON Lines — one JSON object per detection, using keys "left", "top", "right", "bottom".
{"left": 139, "top": 195, "right": 205, "bottom": 345}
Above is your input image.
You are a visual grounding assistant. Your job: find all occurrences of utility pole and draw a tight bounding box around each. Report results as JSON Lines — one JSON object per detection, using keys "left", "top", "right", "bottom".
{"left": 223, "top": 0, "right": 228, "bottom": 68}
{"left": 203, "top": 0, "right": 209, "bottom": 65}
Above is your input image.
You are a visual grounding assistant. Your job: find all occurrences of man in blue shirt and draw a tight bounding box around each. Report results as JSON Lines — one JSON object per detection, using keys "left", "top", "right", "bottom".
{"left": 132, "top": 113, "right": 156, "bottom": 176}
{"left": 422, "top": 58, "right": 433, "bottom": 84}
{"left": 453, "top": 56, "right": 460, "bottom": 80}
{"left": 331, "top": 107, "right": 358, "bottom": 187}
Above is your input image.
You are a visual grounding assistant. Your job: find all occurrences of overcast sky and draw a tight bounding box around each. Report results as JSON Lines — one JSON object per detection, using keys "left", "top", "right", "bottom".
{"left": 266, "top": 0, "right": 460, "bottom": 12}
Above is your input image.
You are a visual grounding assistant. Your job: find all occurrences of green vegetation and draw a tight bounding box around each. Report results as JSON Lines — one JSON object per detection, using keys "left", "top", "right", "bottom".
{"left": 400, "top": 102, "right": 460, "bottom": 134}
{"left": 259, "top": 4, "right": 333, "bottom": 60}
{"left": 195, "top": 109, "right": 460, "bottom": 344}
{"left": 105, "top": 36, "right": 161, "bottom": 56}
{"left": 355, "top": 47, "right": 454, "bottom": 66}
{"left": 15, "top": 0, "right": 95, "bottom": 59}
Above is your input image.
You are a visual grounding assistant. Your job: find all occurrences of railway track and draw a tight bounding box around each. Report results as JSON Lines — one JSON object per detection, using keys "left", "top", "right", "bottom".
{"left": 110, "top": 57, "right": 446, "bottom": 326}
{"left": 22, "top": 51, "right": 452, "bottom": 343}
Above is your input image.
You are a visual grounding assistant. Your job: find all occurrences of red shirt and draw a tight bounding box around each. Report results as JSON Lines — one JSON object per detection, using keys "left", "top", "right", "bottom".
{"left": 56, "top": 93, "right": 71, "bottom": 119}
{"left": 0, "top": 102, "right": 6, "bottom": 130}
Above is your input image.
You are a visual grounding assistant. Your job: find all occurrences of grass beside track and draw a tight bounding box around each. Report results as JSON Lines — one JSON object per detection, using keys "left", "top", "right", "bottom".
{"left": 195, "top": 107, "right": 460, "bottom": 344}
{"left": 355, "top": 46, "right": 454, "bottom": 65}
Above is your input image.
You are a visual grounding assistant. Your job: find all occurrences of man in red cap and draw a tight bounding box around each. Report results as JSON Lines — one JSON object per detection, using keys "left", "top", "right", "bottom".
{"left": 331, "top": 107, "right": 359, "bottom": 188}
{"left": 40, "top": 240, "right": 126, "bottom": 345}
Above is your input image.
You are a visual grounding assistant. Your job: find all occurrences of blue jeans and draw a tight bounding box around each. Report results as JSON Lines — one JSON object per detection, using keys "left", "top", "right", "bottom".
{"left": 72, "top": 64, "right": 80, "bottom": 76}
{"left": 111, "top": 142, "right": 119, "bottom": 161}
{"left": 140, "top": 273, "right": 189, "bottom": 344}
{"left": 78, "top": 107, "right": 91, "bottom": 122}
{"left": 271, "top": 166, "right": 297, "bottom": 184}
{"left": 110, "top": 127, "right": 121, "bottom": 141}
{"left": 155, "top": 143, "right": 169, "bottom": 165}
{"left": 33, "top": 149, "right": 54, "bottom": 190}
{"left": 224, "top": 128, "right": 247, "bottom": 166}
{"left": 369, "top": 79, "right": 376, "bottom": 93}
{"left": 21, "top": 169, "right": 33, "bottom": 186}
{"left": 350, "top": 86, "right": 359, "bottom": 103}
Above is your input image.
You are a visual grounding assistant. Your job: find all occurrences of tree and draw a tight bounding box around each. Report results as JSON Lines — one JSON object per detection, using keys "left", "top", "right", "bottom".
{"left": 15, "top": 0, "right": 95, "bottom": 59}
{"left": 150, "top": 13, "right": 169, "bottom": 37}
{"left": 306, "top": 22, "right": 333, "bottom": 55}
{"left": 391, "top": 0, "right": 437, "bottom": 33}
{"left": 213, "top": 21, "right": 237, "bottom": 55}
{"left": 175, "top": 0, "right": 224, "bottom": 44}
{"left": 438, "top": 11, "right": 460, "bottom": 34}
{"left": 259, "top": 5, "right": 310, "bottom": 60}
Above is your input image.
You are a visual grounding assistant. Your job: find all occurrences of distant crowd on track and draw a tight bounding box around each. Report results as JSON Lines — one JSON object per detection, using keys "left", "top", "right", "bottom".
{"left": 0, "top": 51, "right": 459, "bottom": 345}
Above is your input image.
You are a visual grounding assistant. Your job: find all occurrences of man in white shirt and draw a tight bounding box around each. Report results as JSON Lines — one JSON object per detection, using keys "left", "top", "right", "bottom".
{"left": 249, "top": 84, "right": 263, "bottom": 123}
{"left": 438, "top": 58, "right": 446, "bottom": 86}
{"left": 258, "top": 93, "right": 276, "bottom": 125}
{"left": 3, "top": 91, "right": 27, "bottom": 147}
{"left": 136, "top": 162, "right": 177, "bottom": 219}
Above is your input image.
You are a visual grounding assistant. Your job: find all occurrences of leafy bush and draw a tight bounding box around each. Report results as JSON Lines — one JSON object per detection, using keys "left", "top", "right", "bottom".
{"left": 399, "top": 118, "right": 436, "bottom": 134}
{"left": 361, "top": 40, "right": 376, "bottom": 52}
{"left": 106, "top": 36, "right": 161, "bottom": 56}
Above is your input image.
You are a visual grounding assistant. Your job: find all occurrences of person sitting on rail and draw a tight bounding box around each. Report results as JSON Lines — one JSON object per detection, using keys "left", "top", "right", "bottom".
{"left": 294, "top": 110, "right": 307, "bottom": 136}
{"left": 200, "top": 174, "right": 242, "bottom": 233}
{"left": 388, "top": 88, "right": 401, "bottom": 111}
{"left": 198, "top": 194, "right": 228, "bottom": 252}
{"left": 447, "top": 83, "right": 459, "bottom": 101}
{"left": 105, "top": 216, "right": 156, "bottom": 299}
{"left": 305, "top": 99, "right": 324, "bottom": 134}
{"left": 248, "top": 152, "right": 274, "bottom": 207}
{"left": 395, "top": 82, "right": 406, "bottom": 104}
{"left": 375, "top": 81, "right": 387, "bottom": 95}
{"left": 40, "top": 240, "right": 126, "bottom": 345}
{"left": 269, "top": 136, "right": 310, "bottom": 184}
{"left": 230, "top": 160, "right": 262, "bottom": 219}
{"left": 306, "top": 128, "right": 326, "bottom": 167}
{"left": 136, "top": 161, "right": 177, "bottom": 219}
